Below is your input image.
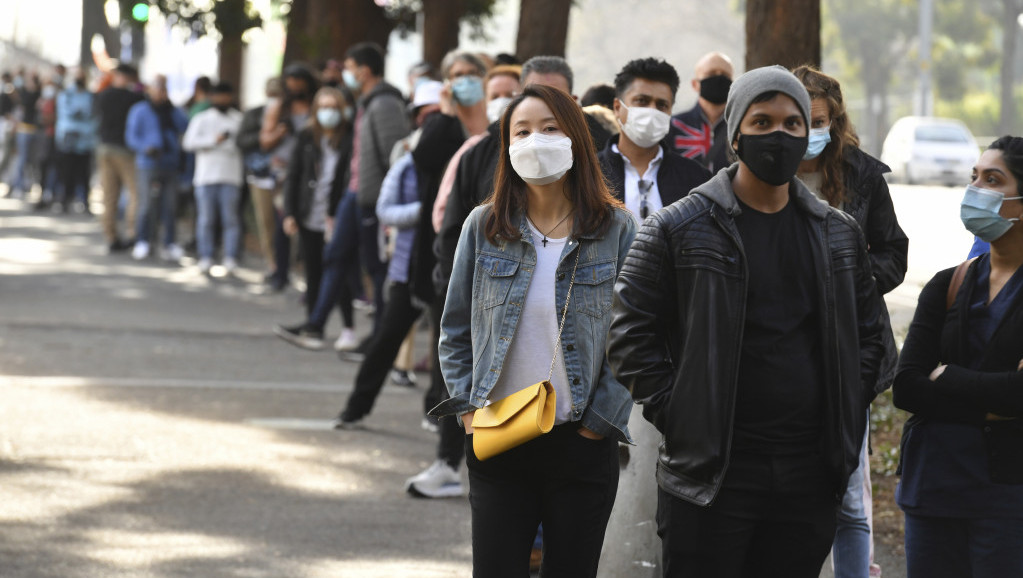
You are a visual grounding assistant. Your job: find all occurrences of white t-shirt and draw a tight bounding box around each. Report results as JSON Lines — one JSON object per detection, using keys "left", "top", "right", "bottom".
{"left": 487, "top": 220, "right": 573, "bottom": 424}
{"left": 613, "top": 142, "right": 664, "bottom": 222}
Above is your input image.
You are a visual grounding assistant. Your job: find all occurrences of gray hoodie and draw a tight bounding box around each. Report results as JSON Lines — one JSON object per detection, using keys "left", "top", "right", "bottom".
{"left": 355, "top": 81, "right": 409, "bottom": 209}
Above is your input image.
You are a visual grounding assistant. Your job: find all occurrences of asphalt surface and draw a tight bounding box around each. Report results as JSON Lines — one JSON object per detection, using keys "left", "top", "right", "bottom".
{"left": 0, "top": 183, "right": 970, "bottom": 577}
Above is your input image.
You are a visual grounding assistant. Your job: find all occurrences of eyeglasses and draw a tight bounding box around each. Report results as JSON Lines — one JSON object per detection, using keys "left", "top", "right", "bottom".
{"left": 638, "top": 179, "right": 653, "bottom": 219}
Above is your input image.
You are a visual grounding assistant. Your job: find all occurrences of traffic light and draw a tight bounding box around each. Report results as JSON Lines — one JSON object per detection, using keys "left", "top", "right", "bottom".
{"left": 131, "top": 2, "right": 149, "bottom": 23}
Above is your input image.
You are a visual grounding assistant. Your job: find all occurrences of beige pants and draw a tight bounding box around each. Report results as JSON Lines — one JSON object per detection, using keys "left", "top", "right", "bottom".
{"left": 250, "top": 184, "right": 279, "bottom": 269}
{"left": 394, "top": 328, "right": 416, "bottom": 372}
{"left": 96, "top": 145, "right": 138, "bottom": 243}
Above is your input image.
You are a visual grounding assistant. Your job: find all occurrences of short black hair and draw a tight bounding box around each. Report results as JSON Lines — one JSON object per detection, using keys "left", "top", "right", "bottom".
{"left": 494, "top": 53, "right": 520, "bottom": 66}
{"left": 613, "top": 58, "right": 680, "bottom": 103}
{"left": 114, "top": 63, "right": 138, "bottom": 78}
{"left": 211, "top": 81, "right": 234, "bottom": 94}
{"left": 989, "top": 136, "right": 1023, "bottom": 196}
{"left": 581, "top": 84, "right": 615, "bottom": 109}
{"left": 345, "top": 42, "right": 386, "bottom": 77}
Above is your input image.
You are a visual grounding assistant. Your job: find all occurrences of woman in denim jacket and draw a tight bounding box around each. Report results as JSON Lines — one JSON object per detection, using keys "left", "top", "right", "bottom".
{"left": 432, "top": 84, "right": 636, "bottom": 577}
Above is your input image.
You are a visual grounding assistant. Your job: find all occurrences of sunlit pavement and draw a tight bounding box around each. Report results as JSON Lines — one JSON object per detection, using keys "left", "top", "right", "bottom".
{"left": 0, "top": 197, "right": 471, "bottom": 577}
{"left": 0, "top": 183, "right": 967, "bottom": 577}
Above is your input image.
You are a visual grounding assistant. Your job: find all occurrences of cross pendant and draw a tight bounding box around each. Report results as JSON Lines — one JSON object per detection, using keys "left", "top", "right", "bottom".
{"left": 542, "top": 237, "right": 548, "bottom": 247}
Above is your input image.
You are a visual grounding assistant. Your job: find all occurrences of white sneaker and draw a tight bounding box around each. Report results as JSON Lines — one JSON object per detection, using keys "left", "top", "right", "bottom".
{"left": 131, "top": 241, "right": 150, "bottom": 260}
{"left": 197, "top": 258, "right": 212, "bottom": 274}
{"left": 405, "top": 460, "right": 463, "bottom": 498}
{"left": 222, "top": 257, "right": 239, "bottom": 275}
{"left": 334, "top": 328, "right": 359, "bottom": 352}
{"left": 160, "top": 243, "right": 184, "bottom": 262}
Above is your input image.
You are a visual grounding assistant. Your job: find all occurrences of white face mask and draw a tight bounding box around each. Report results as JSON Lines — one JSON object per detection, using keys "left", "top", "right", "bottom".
{"left": 486, "top": 96, "right": 513, "bottom": 124}
{"left": 509, "top": 133, "right": 574, "bottom": 185}
{"left": 618, "top": 103, "right": 671, "bottom": 149}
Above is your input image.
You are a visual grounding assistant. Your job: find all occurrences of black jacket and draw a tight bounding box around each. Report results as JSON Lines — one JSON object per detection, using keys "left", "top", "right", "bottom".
{"left": 235, "top": 105, "right": 265, "bottom": 155}
{"left": 283, "top": 127, "right": 354, "bottom": 223}
{"left": 668, "top": 103, "right": 730, "bottom": 172}
{"left": 597, "top": 135, "right": 712, "bottom": 208}
{"left": 893, "top": 262, "right": 1023, "bottom": 484}
{"left": 607, "top": 165, "right": 885, "bottom": 506}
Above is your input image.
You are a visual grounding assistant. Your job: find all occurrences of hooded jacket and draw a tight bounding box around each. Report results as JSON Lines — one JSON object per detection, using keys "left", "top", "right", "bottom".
{"left": 354, "top": 81, "right": 409, "bottom": 209}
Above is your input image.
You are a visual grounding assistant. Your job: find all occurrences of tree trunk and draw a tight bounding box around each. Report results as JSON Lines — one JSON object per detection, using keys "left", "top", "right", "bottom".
{"left": 219, "top": 31, "right": 244, "bottom": 99}
{"left": 81, "top": 0, "right": 120, "bottom": 69}
{"left": 745, "top": 0, "right": 820, "bottom": 70}
{"left": 422, "top": 0, "right": 465, "bottom": 71}
{"left": 284, "top": 0, "right": 394, "bottom": 67}
{"left": 516, "top": 0, "right": 572, "bottom": 62}
{"left": 999, "top": 0, "right": 1021, "bottom": 135}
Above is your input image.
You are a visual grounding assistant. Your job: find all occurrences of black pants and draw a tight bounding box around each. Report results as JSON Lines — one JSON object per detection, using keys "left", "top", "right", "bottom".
{"left": 59, "top": 151, "right": 91, "bottom": 207}
{"left": 425, "top": 286, "right": 466, "bottom": 469}
{"left": 341, "top": 281, "right": 423, "bottom": 420}
{"left": 357, "top": 205, "right": 387, "bottom": 333}
{"left": 466, "top": 423, "right": 619, "bottom": 578}
{"left": 297, "top": 225, "right": 325, "bottom": 319}
{"left": 656, "top": 451, "right": 838, "bottom": 578}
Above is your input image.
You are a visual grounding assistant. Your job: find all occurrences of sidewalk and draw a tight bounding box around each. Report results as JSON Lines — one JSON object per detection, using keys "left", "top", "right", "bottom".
{"left": 0, "top": 197, "right": 471, "bottom": 577}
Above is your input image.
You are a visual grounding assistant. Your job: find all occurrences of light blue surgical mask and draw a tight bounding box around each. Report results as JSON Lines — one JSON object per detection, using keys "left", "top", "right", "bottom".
{"left": 317, "top": 108, "right": 342, "bottom": 129}
{"left": 342, "top": 69, "right": 361, "bottom": 92}
{"left": 451, "top": 76, "right": 484, "bottom": 106}
{"left": 803, "top": 125, "right": 831, "bottom": 160}
{"left": 960, "top": 184, "right": 1023, "bottom": 242}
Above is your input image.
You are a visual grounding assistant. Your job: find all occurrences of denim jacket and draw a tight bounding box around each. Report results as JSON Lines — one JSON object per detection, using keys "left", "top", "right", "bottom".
{"left": 432, "top": 204, "right": 638, "bottom": 443}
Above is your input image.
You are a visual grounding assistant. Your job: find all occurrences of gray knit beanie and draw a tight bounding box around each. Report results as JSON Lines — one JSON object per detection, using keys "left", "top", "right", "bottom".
{"left": 724, "top": 65, "right": 811, "bottom": 149}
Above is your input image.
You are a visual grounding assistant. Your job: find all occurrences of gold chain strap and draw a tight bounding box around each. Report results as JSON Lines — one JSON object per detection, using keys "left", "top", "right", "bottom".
{"left": 548, "top": 244, "right": 582, "bottom": 382}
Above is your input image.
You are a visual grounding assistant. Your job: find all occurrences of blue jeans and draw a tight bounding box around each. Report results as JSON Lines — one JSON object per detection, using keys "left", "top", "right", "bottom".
{"left": 904, "top": 513, "right": 1023, "bottom": 577}
{"left": 13, "top": 130, "right": 39, "bottom": 193}
{"left": 194, "top": 183, "right": 241, "bottom": 260}
{"left": 307, "top": 192, "right": 359, "bottom": 330}
{"left": 135, "top": 167, "right": 179, "bottom": 246}
{"left": 832, "top": 412, "right": 873, "bottom": 577}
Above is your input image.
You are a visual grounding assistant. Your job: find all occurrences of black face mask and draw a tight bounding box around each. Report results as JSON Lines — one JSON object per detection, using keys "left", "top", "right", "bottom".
{"left": 699, "top": 75, "right": 732, "bottom": 105}
{"left": 213, "top": 104, "right": 231, "bottom": 112}
{"left": 735, "top": 131, "right": 808, "bottom": 186}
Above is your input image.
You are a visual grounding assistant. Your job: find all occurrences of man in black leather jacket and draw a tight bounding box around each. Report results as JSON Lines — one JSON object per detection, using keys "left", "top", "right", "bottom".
{"left": 606, "top": 66, "right": 885, "bottom": 578}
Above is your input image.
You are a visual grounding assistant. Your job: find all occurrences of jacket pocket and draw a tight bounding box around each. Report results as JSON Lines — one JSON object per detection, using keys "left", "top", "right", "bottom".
{"left": 675, "top": 247, "right": 741, "bottom": 278}
{"left": 477, "top": 254, "right": 519, "bottom": 310}
{"left": 573, "top": 261, "right": 617, "bottom": 318}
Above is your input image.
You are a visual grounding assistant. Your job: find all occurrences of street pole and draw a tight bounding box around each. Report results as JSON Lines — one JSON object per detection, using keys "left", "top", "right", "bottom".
{"left": 918, "top": 0, "right": 934, "bottom": 117}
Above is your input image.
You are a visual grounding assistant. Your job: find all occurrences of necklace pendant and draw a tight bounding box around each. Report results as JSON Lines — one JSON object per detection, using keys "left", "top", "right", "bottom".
{"left": 542, "top": 236, "right": 548, "bottom": 247}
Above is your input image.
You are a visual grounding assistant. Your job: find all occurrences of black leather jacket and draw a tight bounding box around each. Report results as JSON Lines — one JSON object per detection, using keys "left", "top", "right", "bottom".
{"left": 607, "top": 165, "right": 885, "bottom": 506}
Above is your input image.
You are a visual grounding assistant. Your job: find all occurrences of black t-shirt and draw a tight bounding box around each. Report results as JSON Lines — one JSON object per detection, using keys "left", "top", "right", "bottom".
{"left": 96, "top": 87, "right": 144, "bottom": 147}
{"left": 731, "top": 193, "right": 824, "bottom": 455}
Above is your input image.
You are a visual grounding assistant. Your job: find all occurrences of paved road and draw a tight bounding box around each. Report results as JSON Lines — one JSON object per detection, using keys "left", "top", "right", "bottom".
{"left": 0, "top": 183, "right": 971, "bottom": 577}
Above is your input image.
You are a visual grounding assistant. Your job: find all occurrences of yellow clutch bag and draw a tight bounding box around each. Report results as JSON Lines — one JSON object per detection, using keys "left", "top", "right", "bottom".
{"left": 469, "top": 247, "right": 581, "bottom": 461}
{"left": 472, "top": 381, "right": 556, "bottom": 461}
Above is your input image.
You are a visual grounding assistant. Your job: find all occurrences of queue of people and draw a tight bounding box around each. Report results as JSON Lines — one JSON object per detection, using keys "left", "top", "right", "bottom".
{"left": 4, "top": 44, "right": 1019, "bottom": 578}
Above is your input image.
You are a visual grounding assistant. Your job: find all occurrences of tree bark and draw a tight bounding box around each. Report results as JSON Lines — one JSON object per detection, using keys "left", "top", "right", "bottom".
{"left": 745, "top": 0, "right": 820, "bottom": 70}
{"left": 219, "top": 31, "right": 244, "bottom": 98}
{"left": 422, "top": 0, "right": 465, "bottom": 71}
{"left": 81, "top": 0, "right": 120, "bottom": 69}
{"left": 284, "top": 0, "right": 394, "bottom": 67}
{"left": 515, "top": 0, "right": 572, "bottom": 62}
{"left": 999, "top": 0, "right": 1022, "bottom": 135}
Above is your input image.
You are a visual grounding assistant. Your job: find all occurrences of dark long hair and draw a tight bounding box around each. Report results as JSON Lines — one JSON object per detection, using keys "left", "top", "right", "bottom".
{"left": 988, "top": 136, "right": 1023, "bottom": 196}
{"left": 792, "top": 65, "right": 859, "bottom": 207}
{"left": 484, "top": 84, "right": 622, "bottom": 243}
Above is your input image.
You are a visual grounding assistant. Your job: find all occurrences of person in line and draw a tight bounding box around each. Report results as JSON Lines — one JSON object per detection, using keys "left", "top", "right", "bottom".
{"left": 792, "top": 64, "right": 909, "bottom": 578}
{"left": 274, "top": 87, "right": 355, "bottom": 348}
{"left": 330, "top": 84, "right": 442, "bottom": 429}
{"left": 893, "top": 137, "right": 1023, "bottom": 577}
{"left": 668, "top": 51, "right": 734, "bottom": 172}
{"left": 236, "top": 78, "right": 283, "bottom": 279}
{"left": 182, "top": 82, "right": 245, "bottom": 275}
{"left": 11, "top": 72, "right": 42, "bottom": 200}
{"left": 31, "top": 77, "right": 60, "bottom": 210}
{"left": 54, "top": 69, "right": 97, "bottom": 214}
{"left": 125, "top": 75, "right": 189, "bottom": 262}
{"left": 340, "top": 42, "right": 410, "bottom": 338}
{"left": 432, "top": 84, "right": 635, "bottom": 577}
{"left": 607, "top": 66, "right": 885, "bottom": 577}
{"left": 407, "top": 56, "right": 585, "bottom": 501}
{"left": 259, "top": 63, "right": 319, "bottom": 291}
{"left": 599, "top": 57, "right": 711, "bottom": 220}
{"left": 95, "top": 64, "right": 144, "bottom": 252}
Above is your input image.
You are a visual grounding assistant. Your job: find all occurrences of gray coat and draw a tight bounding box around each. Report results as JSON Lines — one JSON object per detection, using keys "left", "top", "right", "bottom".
{"left": 355, "top": 81, "right": 409, "bottom": 209}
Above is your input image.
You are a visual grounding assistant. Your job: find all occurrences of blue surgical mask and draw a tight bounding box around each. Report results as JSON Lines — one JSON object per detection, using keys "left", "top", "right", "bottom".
{"left": 342, "top": 69, "right": 361, "bottom": 92}
{"left": 451, "top": 76, "right": 484, "bottom": 106}
{"left": 960, "top": 184, "right": 1023, "bottom": 242}
{"left": 803, "top": 125, "right": 831, "bottom": 160}
{"left": 317, "top": 108, "right": 342, "bottom": 129}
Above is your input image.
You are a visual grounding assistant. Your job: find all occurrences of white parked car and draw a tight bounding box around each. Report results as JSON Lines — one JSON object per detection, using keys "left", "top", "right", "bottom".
{"left": 880, "top": 117, "right": 980, "bottom": 186}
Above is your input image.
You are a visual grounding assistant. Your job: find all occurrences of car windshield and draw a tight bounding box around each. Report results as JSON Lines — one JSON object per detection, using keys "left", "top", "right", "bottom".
{"left": 915, "top": 125, "right": 970, "bottom": 143}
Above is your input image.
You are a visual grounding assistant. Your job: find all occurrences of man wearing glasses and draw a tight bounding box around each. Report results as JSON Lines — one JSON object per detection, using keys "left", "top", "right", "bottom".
{"left": 598, "top": 58, "right": 710, "bottom": 221}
